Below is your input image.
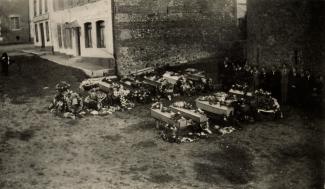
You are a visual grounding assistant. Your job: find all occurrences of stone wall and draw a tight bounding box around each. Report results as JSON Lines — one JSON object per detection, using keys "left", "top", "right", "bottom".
{"left": 247, "top": 0, "right": 325, "bottom": 75}
{"left": 113, "top": 0, "right": 241, "bottom": 75}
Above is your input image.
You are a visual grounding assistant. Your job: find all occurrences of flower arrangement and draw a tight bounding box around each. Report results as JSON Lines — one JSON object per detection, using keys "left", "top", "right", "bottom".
{"left": 199, "top": 92, "right": 235, "bottom": 106}
{"left": 231, "top": 83, "right": 249, "bottom": 92}
{"left": 172, "top": 101, "right": 194, "bottom": 109}
{"left": 56, "top": 81, "right": 71, "bottom": 93}
{"left": 254, "top": 89, "right": 280, "bottom": 111}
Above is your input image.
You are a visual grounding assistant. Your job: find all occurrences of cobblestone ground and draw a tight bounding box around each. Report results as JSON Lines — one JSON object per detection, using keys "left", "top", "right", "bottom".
{"left": 0, "top": 55, "right": 323, "bottom": 189}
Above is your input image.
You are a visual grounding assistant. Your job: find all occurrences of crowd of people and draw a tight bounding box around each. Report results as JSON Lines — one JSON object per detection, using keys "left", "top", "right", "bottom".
{"left": 220, "top": 57, "right": 323, "bottom": 107}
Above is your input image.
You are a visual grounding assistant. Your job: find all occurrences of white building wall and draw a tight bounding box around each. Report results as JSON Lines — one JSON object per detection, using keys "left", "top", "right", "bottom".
{"left": 30, "top": 0, "right": 53, "bottom": 48}
{"left": 50, "top": 0, "right": 114, "bottom": 58}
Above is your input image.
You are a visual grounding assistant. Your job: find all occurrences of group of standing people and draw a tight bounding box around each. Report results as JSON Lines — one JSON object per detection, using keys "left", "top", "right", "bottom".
{"left": 220, "top": 57, "right": 323, "bottom": 106}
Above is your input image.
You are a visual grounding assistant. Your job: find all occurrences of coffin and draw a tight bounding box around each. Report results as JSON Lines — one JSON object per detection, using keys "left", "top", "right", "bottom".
{"left": 98, "top": 81, "right": 113, "bottom": 93}
{"left": 195, "top": 99, "right": 234, "bottom": 117}
{"left": 163, "top": 72, "right": 180, "bottom": 84}
{"left": 229, "top": 89, "right": 253, "bottom": 97}
{"left": 151, "top": 108, "right": 191, "bottom": 129}
{"left": 169, "top": 106, "right": 208, "bottom": 123}
{"left": 143, "top": 77, "right": 161, "bottom": 87}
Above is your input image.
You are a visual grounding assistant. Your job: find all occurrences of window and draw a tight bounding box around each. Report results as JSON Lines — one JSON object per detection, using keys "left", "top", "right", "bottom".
{"left": 39, "top": 0, "right": 43, "bottom": 14}
{"left": 45, "top": 22, "right": 50, "bottom": 41}
{"left": 45, "top": 0, "right": 48, "bottom": 12}
{"left": 62, "top": 26, "right": 67, "bottom": 48}
{"left": 35, "top": 24, "right": 39, "bottom": 42}
{"left": 96, "top": 21, "right": 105, "bottom": 48}
{"left": 84, "top": 22, "right": 92, "bottom": 48}
{"left": 57, "top": 24, "right": 62, "bottom": 48}
{"left": 65, "top": 28, "right": 72, "bottom": 49}
{"left": 34, "top": 0, "right": 37, "bottom": 16}
{"left": 10, "top": 16, "right": 20, "bottom": 30}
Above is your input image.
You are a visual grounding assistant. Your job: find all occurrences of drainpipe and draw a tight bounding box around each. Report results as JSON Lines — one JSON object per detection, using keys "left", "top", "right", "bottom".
{"left": 111, "top": 0, "right": 118, "bottom": 77}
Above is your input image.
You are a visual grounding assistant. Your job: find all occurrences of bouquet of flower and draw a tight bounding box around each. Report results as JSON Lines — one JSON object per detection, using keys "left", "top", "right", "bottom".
{"left": 199, "top": 92, "right": 235, "bottom": 106}
{"left": 254, "top": 89, "right": 280, "bottom": 111}
{"left": 84, "top": 88, "right": 107, "bottom": 110}
{"left": 172, "top": 101, "right": 193, "bottom": 109}
{"left": 56, "top": 81, "right": 71, "bottom": 93}
{"left": 231, "top": 83, "right": 249, "bottom": 92}
{"left": 159, "top": 79, "right": 174, "bottom": 100}
{"left": 79, "top": 79, "right": 99, "bottom": 91}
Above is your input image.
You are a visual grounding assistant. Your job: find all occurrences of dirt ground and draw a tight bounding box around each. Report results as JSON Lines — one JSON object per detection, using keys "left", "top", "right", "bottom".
{"left": 0, "top": 55, "right": 324, "bottom": 189}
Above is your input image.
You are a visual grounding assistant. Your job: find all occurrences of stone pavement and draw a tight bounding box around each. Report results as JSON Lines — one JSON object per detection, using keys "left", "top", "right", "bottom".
{"left": 21, "top": 48, "right": 116, "bottom": 78}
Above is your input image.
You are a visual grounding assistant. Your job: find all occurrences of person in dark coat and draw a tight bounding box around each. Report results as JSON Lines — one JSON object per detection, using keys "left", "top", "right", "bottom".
{"left": 305, "top": 70, "right": 314, "bottom": 106}
{"left": 288, "top": 67, "right": 298, "bottom": 105}
{"left": 312, "top": 75, "right": 323, "bottom": 105}
{"left": 267, "top": 66, "right": 281, "bottom": 100}
{"left": 243, "top": 64, "right": 253, "bottom": 89}
{"left": 1, "top": 52, "right": 10, "bottom": 76}
{"left": 252, "top": 66, "right": 260, "bottom": 91}
{"left": 280, "top": 64, "right": 289, "bottom": 104}
{"left": 297, "top": 68, "right": 307, "bottom": 107}
{"left": 259, "top": 67, "right": 267, "bottom": 91}
{"left": 221, "top": 57, "right": 234, "bottom": 91}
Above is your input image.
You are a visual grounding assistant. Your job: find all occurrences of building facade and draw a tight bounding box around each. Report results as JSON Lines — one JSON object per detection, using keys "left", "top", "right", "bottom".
{"left": 0, "top": 0, "right": 31, "bottom": 45}
{"left": 50, "top": 0, "right": 114, "bottom": 59}
{"left": 29, "top": 0, "right": 52, "bottom": 48}
{"left": 28, "top": 0, "right": 245, "bottom": 75}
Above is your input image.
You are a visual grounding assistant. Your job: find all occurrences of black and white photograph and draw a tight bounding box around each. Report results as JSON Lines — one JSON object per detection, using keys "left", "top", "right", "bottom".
{"left": 0, "top": 0, "right": 324, "bottom": 188}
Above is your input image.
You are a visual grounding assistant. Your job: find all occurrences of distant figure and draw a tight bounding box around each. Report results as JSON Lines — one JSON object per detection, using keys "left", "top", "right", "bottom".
{"left": 288, "top": 67, "right": 298, "bottom": 105}
{"left": 253, "top": 66, "right": 260, "bottom": 91}
{"left": 268, "top": 66, "right": 281, "bottom": 100}
{"left": 1, "top": 52, "right": 10, "bottom": 76}
{"left": 259, "top": 67, "right": 267, "bottom": 91}
{"left": 281, "top": 64, "right": 289, "bottom": 104}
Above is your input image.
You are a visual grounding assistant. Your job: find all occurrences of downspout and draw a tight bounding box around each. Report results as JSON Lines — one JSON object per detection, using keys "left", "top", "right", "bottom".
{"left": 111, "top": 0, "right": 118, "bottom": 76}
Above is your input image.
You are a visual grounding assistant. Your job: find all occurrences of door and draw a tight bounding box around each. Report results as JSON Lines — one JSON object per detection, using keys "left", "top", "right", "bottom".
{"left": 40, "top": 23, "right": 45, "bottom": 48}
{"left": 75, "top": 27, "right": 81, "bottom": 56}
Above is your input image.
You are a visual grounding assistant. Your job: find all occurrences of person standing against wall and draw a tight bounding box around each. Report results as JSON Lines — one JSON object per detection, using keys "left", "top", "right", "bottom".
{"left": 1, "top": 52, "right": 10, "bottom": 76}
{"left": 281, "top": 64, "right": 289, "bottom": 104}
{"left": 268, "top": 65, "right": 281, "bottom": 100}
{"left": 253, "top": 66, "right": 260, "bottom": 91}
{"left": 288, "top": 67, "right": 298, "bottom": 105}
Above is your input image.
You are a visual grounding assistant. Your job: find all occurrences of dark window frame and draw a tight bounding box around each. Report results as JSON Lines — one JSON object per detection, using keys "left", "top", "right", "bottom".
{"left": 45, "top": 22, "right": 50, "bottom": 41}
{"left": 35, "top": 24, "right": 39, "bottom": 42}
{"left": 84, "top": 22, "right": 92, "bottom": 48}
{"left": 96, "top": 20, "right": 105, "bottom": 48}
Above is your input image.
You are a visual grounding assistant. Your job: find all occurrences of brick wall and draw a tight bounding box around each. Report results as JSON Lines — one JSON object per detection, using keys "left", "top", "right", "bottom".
{"left": 247, "top": 0, "right": 325, "bottom": 75}
{"left": 113, "top": 0, "right": 240, "bottom": 75}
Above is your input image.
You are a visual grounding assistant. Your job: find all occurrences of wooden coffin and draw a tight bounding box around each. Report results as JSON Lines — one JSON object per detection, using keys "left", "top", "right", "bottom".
{"left": 169, "top": 106, "right": 208, "bottom": 123}
{"left": 185, "top": 73, "right": 205, "bottom": 81}
{"left": 98, "top": 81, "right": 113, "bottom": 93}
{"left": 229, "top": 89, "right": 253, "bottom": 97}
{"left": 130, "top": 67, "right": 155, "bottom": 76}
{"left": 195, "top": 99, "right": 234, "bottom": 117}
{"left": 143, "top": 77, "right": 161, "bottom": 87}
{"left": 151, "top": 108, "right": 190, "bottom": 129}
{"left": 162, "top": 72, "right": 180, "bottom": 84}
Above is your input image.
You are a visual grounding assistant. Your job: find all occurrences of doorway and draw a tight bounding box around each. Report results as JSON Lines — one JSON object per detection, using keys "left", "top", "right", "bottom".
{"left": 75, "top": 27, "right": 81, "bottom": 56}
{"left": 40, "top": 23, "right": 45, "bottom": 48}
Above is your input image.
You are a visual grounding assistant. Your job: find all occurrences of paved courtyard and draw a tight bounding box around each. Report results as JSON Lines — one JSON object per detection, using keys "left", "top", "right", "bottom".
{"left": 0, "top": 55, "right": 323, "bottom": 189}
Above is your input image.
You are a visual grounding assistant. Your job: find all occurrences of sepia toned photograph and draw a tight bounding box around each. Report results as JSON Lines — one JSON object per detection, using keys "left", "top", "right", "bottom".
{"left": 0, "top": 0, "right": 324, "bottom": 188}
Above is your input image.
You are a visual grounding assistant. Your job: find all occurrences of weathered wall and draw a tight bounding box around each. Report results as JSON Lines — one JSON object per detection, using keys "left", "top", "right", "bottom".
{"left": 247, "top": 0, "right": 325, "bottom": 75}
{"left": 113, "top": 0, "right": 240, "bottom": 75}
{"left": 0, "top": 0, "right": 30, "bottom": 44}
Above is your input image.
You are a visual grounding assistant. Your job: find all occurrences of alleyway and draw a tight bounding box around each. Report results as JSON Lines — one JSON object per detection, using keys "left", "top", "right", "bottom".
{"left": 0, "top": 55, "right": 323, "bottom": 189}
